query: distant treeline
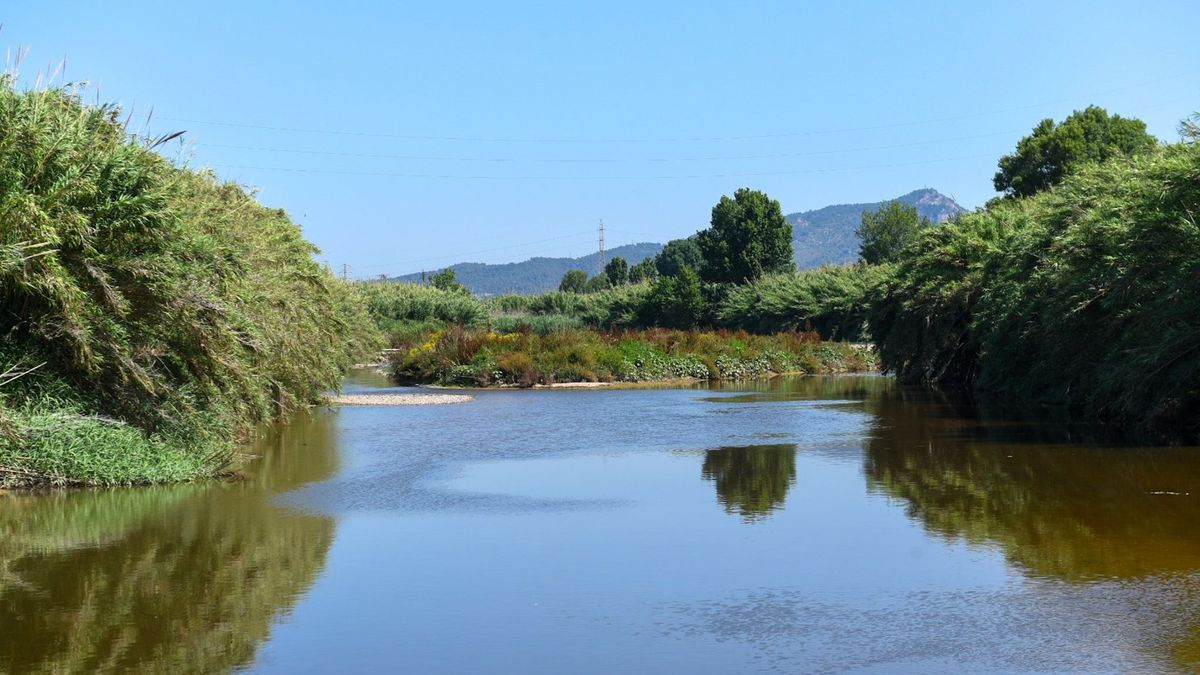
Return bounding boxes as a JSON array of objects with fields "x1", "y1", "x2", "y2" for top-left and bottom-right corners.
[{"x1": 0, "y1": 79, "x2": 377, "y2": 486}]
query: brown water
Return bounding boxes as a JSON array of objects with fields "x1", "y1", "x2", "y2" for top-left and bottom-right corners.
[{"x1": 3, "y1": 374, "x2": 1200, "y2": 673}]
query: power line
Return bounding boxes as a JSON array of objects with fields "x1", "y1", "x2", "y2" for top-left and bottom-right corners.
[
  {"x1": 348, "y1": 228, "x2": 597, "y2": 271},
  {"x1": 190, "y1": 129, "x2": 1022, "y2": 164},
  {"x1": 152, "y1": 73, "x2": 1185, "y2": 144},
  {"x1": 206, "y1": 152, "x2": 997, "y2": 181}
]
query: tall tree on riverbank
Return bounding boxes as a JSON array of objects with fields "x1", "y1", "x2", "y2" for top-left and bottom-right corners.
[
  {"x1": 655, "y1": 237, "x2": 704, "y2": 278},
  {"x1": 698, "y1": 189, "x2": 793, "y2": 284},
  {"x1": 629, "y1": 258, "x2": 657, "y2": 284},
  {"x1": 856, "y1": 201, "x2": 931, "y2": 264},
  {"x1": 994, "y1": 106, "x2": 1157, "y2": 198},
  {"x1": 641, "y1": 267, "x2": 704, "y2": 328},
  {"x1": 559, "y1": 269, "x2": 588, "y2": 293},
  {"x1": 604, "y1": 256, "x2": 629, "y2": 286}
]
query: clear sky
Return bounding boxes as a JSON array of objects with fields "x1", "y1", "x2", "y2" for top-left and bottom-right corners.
[{"x1": 5, "y1": 1, "x2": 1198, "y2": 276}]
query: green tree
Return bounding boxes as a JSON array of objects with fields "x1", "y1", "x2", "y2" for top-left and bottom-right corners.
[
  {"x1": 697, "y1": 188, "x2": 794, "y2": 284},
  {"x1": 628, "y1": 257, "x2": 658, "y2": 284},
  {"x1": 640, "y1": 267, "x2": 704, "y2": 328},
  {"x1": 584, "y1": 274, "x2": 611, "y2": 293},
  {"x1": 994, "y1": 106, "x2": 1157, "y2": 198},
  {"x1": 856, "y1": 201, "x2": 931, "y2": 265},
  {"x1": 558, "y1": 269, "x2": 588, "y2": 293},
  {"x1": 431, "y1": 268, "x2": 465, "y2": 293},
  {"x1": 655, "y1": 237, "x2": 704, "y2": 278},
  {"x1": 604, "y1": 256, "x2": 629, "y2": 286}
]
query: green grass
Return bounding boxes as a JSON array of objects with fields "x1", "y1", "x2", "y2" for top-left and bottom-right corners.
[{"x1": 0, "y1": 400, "x2": 221, "y2": 488}]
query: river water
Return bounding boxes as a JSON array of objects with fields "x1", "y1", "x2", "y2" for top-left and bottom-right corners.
[{"x1": 3, "y1": 373, "x2": 1200, "y2": 674}]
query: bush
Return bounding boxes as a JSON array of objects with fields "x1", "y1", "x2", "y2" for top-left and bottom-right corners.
[
  {"x1": 718, "y1": 265, "x2": 888, "y2": 340},
  {"x1": 355, "y1": 281, "x2": 486, "y2": 344}
]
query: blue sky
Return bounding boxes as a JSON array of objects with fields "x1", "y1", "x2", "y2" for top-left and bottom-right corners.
[{"x1": 5, "y1": 2, "x2": 1198, "y2": 276}]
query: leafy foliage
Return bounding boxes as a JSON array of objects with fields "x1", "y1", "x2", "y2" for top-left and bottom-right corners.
[
  {"x1": 0, "y1": 79, "x2": 375, "y2": 485},
  {"x1": 354, "y1": 281, "x2": 486, "y2": 337},
  {"x1": 584, "y1": 274, "x2": 611, "y2": 293},
  {"x1": 604, "y1": 256, "x2": 629, "y2": 286},
  {"x1": 993, "y1": 106, "x2": 1157, "y2": 198},
  {"x1": 558, "y1": 269, "x2": 588, "y2": 293},
  {"x1": 872, "y1": 140, "x2": 1200, "y2": 437},
  {"x1": 640, "y1": 267, "x2": 705, "y2": 329},
  {"x1": 655, "y1": 237, "x2": 704, "y2": 277},
  {"x1": 390, "y1": 326, "x2": 873, "y2": 386},
  {"x1": 698, "y1": 188, "x2": 794, "y2": 283},
  {"x1": 628, "y1": 257, "x2": 657, "y2": 283},
  {"x1": 856, "y1": 200, "x2": 930, "y2": 264},
  {"x1": 430, "y1": 268, "x2": 465, "y2": 292},
  {"x1": 718, "y1": 265, "x2": 888, "y2": 340}
]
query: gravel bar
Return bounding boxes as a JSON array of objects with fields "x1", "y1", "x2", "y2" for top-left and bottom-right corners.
[{"x1": 333, "y1": 393, "x2": 473, "y2": 406}]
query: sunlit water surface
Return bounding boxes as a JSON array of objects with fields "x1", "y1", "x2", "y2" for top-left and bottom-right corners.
[{"x1": 3, "y1": 373, "x2": 1200, "y2": 673}]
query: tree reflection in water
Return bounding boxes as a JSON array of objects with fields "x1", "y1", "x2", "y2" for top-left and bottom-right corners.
[
  {"x1": 702, "y1": 444, "x2": 798, "y2": 522},
  {"x1": 860, "y1": 386, "x2": 1200, "y2": 671},
  {"x1": 0, "y1": 411, "x2": 339, "y2": 675}
]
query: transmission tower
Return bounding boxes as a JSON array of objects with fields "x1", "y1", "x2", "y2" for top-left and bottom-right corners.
[{"x1": 597, "y1": 220, "x2": 606, "y2": 275}]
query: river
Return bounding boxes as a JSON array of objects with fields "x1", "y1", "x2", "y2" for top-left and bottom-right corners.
[{"x1": 2, "y1": 373, "x2": 1199, "y2": 673}]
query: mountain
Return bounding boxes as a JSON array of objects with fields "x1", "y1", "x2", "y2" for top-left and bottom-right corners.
[
  {"x1": 390, "y1": 242, "x2": 664, "y2": 296},
  {"x1": 389, "y1": 189, "x2": 964, "y2": 294},
  {"x1": 787, "y1": 188, "x2": 965, "y2": 269}
]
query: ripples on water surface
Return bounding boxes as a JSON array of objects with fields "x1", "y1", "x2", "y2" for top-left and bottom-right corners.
[{"x1": 3, "y1": 373, "x2": 1200, "y2": 673}]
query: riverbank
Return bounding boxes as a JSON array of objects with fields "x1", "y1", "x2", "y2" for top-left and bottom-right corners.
[
  {"x1": 334, "y1": 393, "x2": 474, "y2": 405},
  {"x1": 0, "y1": 80, "x2": 377, "y2": 490},
  {"x1": 389, "y1": 326, "x2": 876, "y2": 387}
]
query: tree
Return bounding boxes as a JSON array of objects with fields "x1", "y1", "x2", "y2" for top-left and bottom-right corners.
[
  {"x1": 697, "y1": 188, "x2": 793, "y2": 284},
  {"x1": 856, "y1": 201, "x2": 930, "y2": 265},
  {"x1": 628, "y1": 257, "x2": 657, "y2": 284},
  {"x1": 994, "y1": 106, "x2": 1157, "y2": 198},
  {"x1": 604, "y1": 256, "x2": 629, "y2": 286},
  {"x1": 431, "y1": 268, "x2": 465, "y2": 293},
  {"x1": 640, "y1": 266, "x2": 704, "y2": 328},
  {"x1": 558, "y1": 269, "x2": 588, "y2": 293},
  {"x1": 584, "y1": 274, "x2": 611, "y2": 293},
  {"x1": 654, "y1": 237, "x2": 704, "y2": 278}
]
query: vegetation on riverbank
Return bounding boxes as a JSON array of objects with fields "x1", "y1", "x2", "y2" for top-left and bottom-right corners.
[
  {"x1": 389, "y1": 326, "x2": 874, "y2": 386},
  {"x1": 869, "y1": 116, "x2": 1198, "y2": 438},
  {"x1": 0, "y1": 79, "x2": 377, "y2": 487},
  {"x1": 359, "y1": 262, "x2": 880, "y2": 345},
  {"x1": 355, "y1": 187, "x2": 880, "y2": 387}
]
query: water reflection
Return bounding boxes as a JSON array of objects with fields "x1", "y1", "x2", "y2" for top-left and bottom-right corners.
[
  {"x1": 0, "y1": 411, "x2": 338, "y2": 674},
  {"x1": 862, "y1": 389, "x2": 1200, "y2": 581},
  {"x1": 701, "y1": 444, "x2": 797, "y2": 521}
]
